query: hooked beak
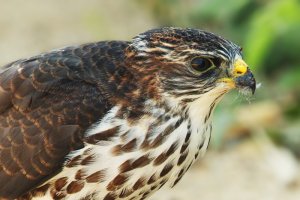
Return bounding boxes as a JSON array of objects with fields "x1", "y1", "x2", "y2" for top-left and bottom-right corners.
[{"x1": 218, "y1": 58, "x2": 256, "y2": 94}]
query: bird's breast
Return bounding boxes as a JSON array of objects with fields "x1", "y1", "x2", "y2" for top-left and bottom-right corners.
[{"x1": 31, "y1": 105, "x2": 212, "y2": 200}]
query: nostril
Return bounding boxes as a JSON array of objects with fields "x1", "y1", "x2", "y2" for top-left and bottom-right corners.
[
  {"x1": 234, "y1": 66, "x2": 247, "y2": 76},
  {"x1": 236, "y1": 70, "x2": 243, "y2": 75},
  {"x1": 233, "y1": 59, "x2": 248, "y2": 76}
]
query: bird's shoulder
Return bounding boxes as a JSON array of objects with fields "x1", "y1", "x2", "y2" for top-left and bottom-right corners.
[{"x1": 0, "y1": 40, "x2": 129, "y2": 111}]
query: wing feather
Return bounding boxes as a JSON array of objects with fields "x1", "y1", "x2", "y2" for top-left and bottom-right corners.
[{"x1": 0, "y1": 41, "x2": 128, "y2": 198}]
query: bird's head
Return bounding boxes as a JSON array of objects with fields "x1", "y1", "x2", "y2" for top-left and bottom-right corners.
[{"x1": 126, "y1": 27, "x2": 256, "y2": 108}]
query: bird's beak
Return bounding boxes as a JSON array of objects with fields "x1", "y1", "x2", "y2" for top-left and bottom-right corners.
[{"x1": 218, "y1": 59, "x2": 256, "y2": 94}]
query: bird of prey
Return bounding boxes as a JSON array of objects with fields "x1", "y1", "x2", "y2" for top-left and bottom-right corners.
[{"x1": 0, "y1": 27, "x2": 255, "y2": 200}]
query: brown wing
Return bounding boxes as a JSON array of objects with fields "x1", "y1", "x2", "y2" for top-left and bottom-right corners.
[{"x1": 0, "y1": 41, "x2": 129, "y2": 198}]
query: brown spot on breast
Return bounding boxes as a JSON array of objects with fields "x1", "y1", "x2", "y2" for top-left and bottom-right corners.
[
  {"x1": 107, "y1": 174, "x2": 129, "y2": 191},
  {"x1": 55, "y1": 177, "x2": 68, "y2": 191},
  {"x1": 103, "y1": 192, "x2": 116, "y2": 200},
  {"x1": 173, "y1": 176, "x2": 183, "y2": 187},
  {"x1": 184, "y1": 130, "x2": 191, "y2": 143},
  {"x1": 185, "y1": 161, "x2": 193, "y2": 172},
  {"x1": 150, "y1": 185, "x2": 158, "y2": 191},
  {"x1": 119, "y1": 159, "x2": 133, "y2": 173},
  {"x1": 178, "y1": 168, "x2": 185, "y2": 178},
  {"x1": 133, "y1": 177, "x2": 146, "y2": 190},
  {"x1": 163, "y1": 123, "x2": 178, "y2": 136},
  {"x1": 172, "y1": 168, "x2": 185, "y2": 187},
  {"x1": 153, "y1": 141, "x2": 179, "y2": 166},
  {"x1": 111, "y1": 144, "x2": 123, "y2": 156},
  {"x1": 65, "y1": 155, "x2": 81, "y2": 168},
  {"x1": 147, "y1": 173, "x2": 157, "y2": 185},
  {"x1": 160, "y1": 163, "x2": 174, "y2": 177},
  {"x1": 81, "y1": 154, "x2": 96, "y2": 165},
  {"x1": 140, "y1": 139, "x2": 150, "y2": 151},
  {"x1": 121, "y1": 138, "x2": 137, "y2": 152},
  {"x1": 86, "y1": 170, "x2": 106, "y2": 183},
  {"x1": 118, "y1": 154, "x2": 152, "y2": 173},
  {"x1": 119, "y1": 187, "x2": 134, "y2": 198},
  {"x1": 66, "y1": 181, "x2": 84, "y2": 194},
  {"x1": 79, "y1": 192, "x2": 97, "y2": 200},
  {"x1": 198, "y1": 140, "x2": 205, "y2": 151},
  {"x1": 141, "y1": 121, "x2": 181, "y2": 151},
  {"x1": 50, "y1": 188, "x2": 67, "y2": 199},
  {"x1": 149, "y1": 133, "x2": 165, "y2": 148},
  {"x1": 177, "y1": 150, "x2": 189, "y2": 166},
  {"x1": 159, "y1": 179, "x2": 168, "y2": 189},
  {"x1": 180, "y1": 142, "x2": 189, "y2": 154},
  {"x1": 166, "y1": 141, "x2": 179, "y2": 156},
  {"x1": 75, "y1": 169, "x2": 87, "y2": 180},
  {"x1": 131, "y1": 154, "x2": 152, "y2": 169},
  {"x1": 153, "y1": 152, "x2": 168, "y2": 166},
  {"x1": 142, "y1": 191, "x2": 151, "y2": 199},
  {"x1": 85, "y1": 127, "x2": 118, "y2": 144},
  {"x1": 111, "y1": 138, "x2": 138, "y2": 156}
]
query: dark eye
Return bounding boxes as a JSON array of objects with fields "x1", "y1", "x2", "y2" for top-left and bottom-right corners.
[{"x1": 190, "y1": 57, "x2": 213, "y2": 73}]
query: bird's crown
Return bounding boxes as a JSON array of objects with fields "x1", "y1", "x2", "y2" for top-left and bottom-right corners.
[{"x1": 130, "y1": 27, "x2": 242, "y2": 61}]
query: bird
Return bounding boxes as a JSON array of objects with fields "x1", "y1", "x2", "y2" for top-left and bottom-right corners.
[{"x1": 0, "y1": 27, "x2": 256, "y2": 200}]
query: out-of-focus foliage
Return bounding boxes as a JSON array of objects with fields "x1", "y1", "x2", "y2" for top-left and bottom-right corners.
[{"x1": 136, "y1": 0, "x2": 300, "y2": 155}]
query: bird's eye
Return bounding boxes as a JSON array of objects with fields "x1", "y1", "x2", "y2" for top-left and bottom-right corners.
[{"x1": 190, "y1": 57, "x2": 213, "y2": 73}]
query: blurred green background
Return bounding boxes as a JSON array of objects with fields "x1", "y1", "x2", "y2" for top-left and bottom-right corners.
[
  {"x1": 136, "y1": 0, "x2": 300, "y2": 154},
  {"x1": 0, "y1": 0, "x2": 300, "y2": 199}
]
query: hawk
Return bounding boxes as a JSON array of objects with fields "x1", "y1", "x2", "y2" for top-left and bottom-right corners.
[{"x1": 0, "y1": 27, "x2": 255, "y2": 200}]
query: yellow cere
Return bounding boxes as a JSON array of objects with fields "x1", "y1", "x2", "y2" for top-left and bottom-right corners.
[{"x1": 233, "y1": 59, "x2": 248, "y2": 77}]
